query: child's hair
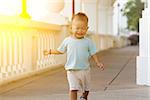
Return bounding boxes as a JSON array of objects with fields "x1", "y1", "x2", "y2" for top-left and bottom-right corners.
[{"x1": 72, "y1": 12, "x2": 88, "y2": 23}]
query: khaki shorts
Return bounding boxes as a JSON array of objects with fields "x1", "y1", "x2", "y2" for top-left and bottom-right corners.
[{"x1": 67, "y1": 69, "x2": 91, "y2": 91}]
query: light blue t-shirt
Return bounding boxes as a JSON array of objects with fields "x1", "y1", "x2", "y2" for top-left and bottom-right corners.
[{"x1": 57, "y1": 36, "x2": 97, "y2": 70}]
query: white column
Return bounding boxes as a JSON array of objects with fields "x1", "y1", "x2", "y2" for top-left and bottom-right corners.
[
  {"x1": 83, "y1": 0, "x2": 97, "y2": 33},
  {"x1": 148, "y1": 0, "x2": 150, "y2": 8},
  {"x1": 74, "y1": 0, "x2": 82, "y2": 12},
  {"x1": 136, "y1": 0, "x2": 150, "y2": 85},
  {"x1": 97, "y1": 0, "x2": 113, "y2": 35},
  {"x1": 113, "y1": 1, "x2": 119, "y2": 36},
  {"x1": 106, "y1": 7, "x2": 113, "y2": 34},
  {"x1": 98, "y1": 6, "x2": 108, "y2": 34}
]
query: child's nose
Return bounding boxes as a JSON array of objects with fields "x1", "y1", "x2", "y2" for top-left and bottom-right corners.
[{"x1": 78, "y1": 28, "x2": 84, "y2": 32}]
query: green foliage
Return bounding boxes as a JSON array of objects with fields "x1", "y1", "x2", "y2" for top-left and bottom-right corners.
[{"x1": 122, "y1": 0, "x2": 144, "y2": 32}]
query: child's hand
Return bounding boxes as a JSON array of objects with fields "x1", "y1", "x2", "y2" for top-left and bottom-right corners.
[
  {"x1": 97, "y1": 63, "x2": 104, "y2": 71},
  {"x1": 43, "y1": 50, "x2": 49, "y2": 56}
]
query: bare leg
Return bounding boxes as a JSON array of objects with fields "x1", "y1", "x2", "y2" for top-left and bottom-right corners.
[
  {"x1": 70, "y1": 90, "x2": 78, "y2": 100},
  {"x1": 80, "y1": 91, "x2": 89, "y2": 100}
]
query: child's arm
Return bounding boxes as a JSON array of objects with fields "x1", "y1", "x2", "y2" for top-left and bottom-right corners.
[
  {"x1": 43, "y1": 49, "x2": 63, "y2": 56},
  {"x1": 91, "y1": 54, "x2": 104, "y2": 71}
]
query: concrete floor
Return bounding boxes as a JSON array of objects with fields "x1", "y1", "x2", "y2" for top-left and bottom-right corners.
[{"x1": 0, "y1": 46, "x2": 150, "y2": 100}]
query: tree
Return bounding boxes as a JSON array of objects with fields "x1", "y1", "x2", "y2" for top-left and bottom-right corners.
[{"x1": 122, "y1": 0, "x2": 144, "y2": 32}]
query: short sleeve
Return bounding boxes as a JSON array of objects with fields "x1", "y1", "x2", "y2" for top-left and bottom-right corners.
[
  {"x1": 88, "y1": 40, "x2": 97, "y2": 56},
  {"x1": 57, "y1": 38, "x2": 68, "y2": 53}
]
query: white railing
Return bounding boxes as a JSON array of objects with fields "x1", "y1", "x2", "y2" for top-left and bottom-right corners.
[
  {"x1": 87, "y1": 33, "x2": 129, "y2": 51},
  {"x1": 0, "y1": 15, "x2": 129, "y2": 86},
  {"x1": 0, "y1": 15, "x2": 66, "y2": 85}
]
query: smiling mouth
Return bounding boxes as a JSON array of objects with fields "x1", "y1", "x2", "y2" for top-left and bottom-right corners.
[
  {"x1": 74, "y1": 34, "x2": 84, "y2": 39},
  {"x1": 77, "y1": 33, "x2": 84, "y2": 35}
]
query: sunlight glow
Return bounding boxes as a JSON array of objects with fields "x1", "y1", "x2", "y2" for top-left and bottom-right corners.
[
  {"x1": 28, "y1": 0, "x2": 65, "y2": 18},
  {"x1": 27, "y1": 0, "x2": 66, "y2": 25},
  {"x1": 0, "y1": 0, "x2": 67, "y2": 25},
  {"x1": 0, "y1": 0, "x2": 21, "y2": 16}
]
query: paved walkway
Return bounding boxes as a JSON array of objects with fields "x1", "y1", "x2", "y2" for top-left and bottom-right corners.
[{"x1": 0, "y1": 46, "x2": 150, "y2": 100}]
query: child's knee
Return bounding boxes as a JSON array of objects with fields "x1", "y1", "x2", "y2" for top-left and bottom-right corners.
[{"x1": 70, "y1": 90, "x2": 78, "y2": 92}]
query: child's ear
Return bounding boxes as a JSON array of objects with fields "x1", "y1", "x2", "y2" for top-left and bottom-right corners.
[
  {"x1": 69, "y1": 25, "x2": 72, "y2": 33},
  {"x1": 87, "y1": 26, "x2": 89, "y2": 29},
  {"x1": 69, "y1": 25, "x2": 72, "y2": 29},
  {"x1": 68, "y1": 22, "x2": 72, "y2": 29}
]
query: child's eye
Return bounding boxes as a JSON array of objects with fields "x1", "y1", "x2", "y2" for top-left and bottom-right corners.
[{"x1": 76, "y1": 27, "x2": 87, "y2": 30}]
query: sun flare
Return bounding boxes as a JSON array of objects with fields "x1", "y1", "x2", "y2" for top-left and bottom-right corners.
[{"x1": 0, "y1": 0, "x2": 21, "y2": 16}]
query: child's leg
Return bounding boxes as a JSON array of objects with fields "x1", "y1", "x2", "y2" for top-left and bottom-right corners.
[
  {"x1": 70, "y1": 90, "x2": 78, "y2": 100},
  {"x1": 80, "y1": 91, "x2": 89, "y2": 100},
  {"x1": 80, "y1": 69, "x2": 90, "y2": 100}
]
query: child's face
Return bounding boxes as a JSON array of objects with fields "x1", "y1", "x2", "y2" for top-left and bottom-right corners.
[{"x1": 71, "y1": 18, "x2": 88, "y2": 39}]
